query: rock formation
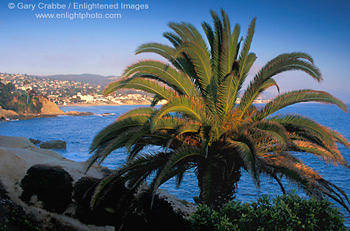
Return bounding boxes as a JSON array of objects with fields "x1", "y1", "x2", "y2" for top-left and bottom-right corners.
[
  {"x1": 29, "y1": 138, "x2": 41, "y2": 145},
  {"x1": 0, "y1": 136, "x2": 196, "y2": 231},
  {"x1": 40, "y1": 140, "x2": 67, "y2": 149},
  {"x1": 20, "y1": 164, "x2": 74, "y2": 213},
  {"x1": 0, "y1": 106, "x2": 18, "y2": 118},
  {"x1": 38, "y1": 96, "x2": 65, "y2": 115},
  {"x1": 0, "y1": 136, "x2": 113, "y2": 231}
]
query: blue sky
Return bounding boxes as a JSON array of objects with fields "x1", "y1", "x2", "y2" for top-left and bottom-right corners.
[{"x1": 0, "y1": 0, "x2": 349, "y2": 101}]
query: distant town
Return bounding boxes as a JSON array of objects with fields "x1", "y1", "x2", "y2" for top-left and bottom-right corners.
[
  {"x1": 0, "y1": 73, "x2": 270, "y2": 106},
  {"x1": 0, "y1": 73, "x2": 154, "y2": 106}
]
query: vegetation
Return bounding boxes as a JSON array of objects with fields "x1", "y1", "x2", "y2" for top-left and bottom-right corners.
[
  {"x1": 190, "y1": 192, "x2": 347, "y2": 231},
  {"x1": 88, "y1": 9, "x2": 350, "y2": 212},
  {"x1": 0, "y1": 80, "x2": 42, "y2": 114},
  {"x1": 0, "y1": 81, "x2": 14, "y2": 109}
]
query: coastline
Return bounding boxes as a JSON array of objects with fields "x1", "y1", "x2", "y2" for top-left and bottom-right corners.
[
  {"x1": 59, "y1": 102, "x2": 152, "y2": 107},
  {"x1": 0, "y1": 135, "x2": 195, "y2": 230},
  {"x1": 0, "y1": 111, "x2": 94, "y2": 121}
]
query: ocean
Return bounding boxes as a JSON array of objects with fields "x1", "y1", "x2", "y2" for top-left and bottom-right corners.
[{"x1": 1, "y1": 104, "x2": 349, "y2": 223}]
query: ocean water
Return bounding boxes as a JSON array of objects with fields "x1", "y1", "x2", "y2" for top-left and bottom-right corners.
[{"x1": 1, "y1": 104, "x2": 349, "y2": 223}]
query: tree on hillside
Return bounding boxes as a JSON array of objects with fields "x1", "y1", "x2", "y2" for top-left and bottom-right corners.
[
  {"x1": 0, "y1": 81, "x2": 15, "y2": 109},
  {"x1": 23, "y1": 79, "x2": 30, "y2": 104},
  {"x1": 88, "y1": 10, "x2": 350, "y2": 211}
]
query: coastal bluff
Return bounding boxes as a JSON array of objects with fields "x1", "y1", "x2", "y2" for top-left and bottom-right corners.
[
  {"x1": 1, "y1": 97, "x2": 94, "y2": 121},
  {"x1": 0, "y1": 106, "x2": 18, "y2": 118},
  {"x1": 38, "y1": 96, "x2": 65, "y2": 115},
  {"x1": 0, "y1": 136, "x2": 195, "y2": 230},
  {"x1": 0, "y1": 135, "x2": 112, "y2": 231},
  {"x1": 0, "y1": 96, "x2": 64, "y2": 119}
]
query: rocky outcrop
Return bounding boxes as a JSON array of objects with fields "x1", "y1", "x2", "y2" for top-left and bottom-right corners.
[
  {"x1": 66, "y1": 111, "x2": 94, "y2": 116},
  {"x1": 157, "y1": 189, "x2": 197, "y2": 217},
  {"x1": 117, "y1": 191, "x2": 192, "y2": 231},
  {"x1": 0, "y1": 106, "x2": 18, "y2": 118},
  {"x1": 0, "y1": 136, "x2": 196, "y2": 231},
  {"x1": 1, "y1": 101, "x2": 96, "y2": 120},
  {"x1": 0, "y1": 177, "x2": 93, "y2": 231},
  {"x1": 29, "y1": 138, "x2": 41, "y2": 145},
  {"x1": 0, "y1": 136, "x2": 113, "y2": 231},
  {"x1": 40, "y1": 140, "x2": 67, "y2": 149},
  {"x1": 72, "y1": 176, "x2": 195, "y2": 230},
  {"x1": 38, "y1": 96, "x2": 64, "y2": 115},
  {"x1": 20, "y1": 165, "x2": 74, "y2": 213},
  {"x1": 73, "y1": 176, "x2": 129, "y2": 226},
  {"x1": 0, "y1": 180, "x2": 42, "y2": 231}
]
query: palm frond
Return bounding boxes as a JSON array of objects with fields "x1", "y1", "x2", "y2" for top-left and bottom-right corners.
[
  {"x1": 268, "y1": 114, "x2": 336, "y2": 149},
  {"x1": 292, "y1": 140, "x2": 347, "y2": 166},
  {"x1": 238, "y1": 18, "x2": 256, "y2": 78},
  {"x1": 230, "y1": 17, "x2": 256, "y2": 108},
  {"x1": 169, "y1": 22, "x2": 208, "y2": 51},
  {"x1": 256, "y1": 90, "x2": 347, "y2": 120},
  {"x1": 209, "y1": 10, "x2": 223, "y2": 84},
  {"x1": 163, "y1": 31, "x2": 182, "y2": 47},
  {"x1": 117, "y1": 107, "x2": 156, "y2": 121},
  {"x1": 260, "y1": 154, "x2": 350, "y2": 213},
  {"x1": 122, "y1": 60, "x2": 196, "y2": 96},
  {"x1": 90, "y1": 152, "x2": 169, "y2": 208},
  {"x1": 202, "y1": 21, "x2": 214, "y2": 53},
  {"x1": 228, "y1": 133, "x2": 259, "y2": 187},
  {"x1": 241, "y1": 52, "x2": 257, "y2": 78},
  {"x1": 329, "y1": 129, "x2": 350, "y2": 149},
  {"x1": 151, "y1": 96, "x2": 207, "y2": 131},
  {"x1": 239, "y1": 52, "x2": 323, "y2": 116},
  {"x1": 136, "y1": 43, "x2": 176, "y2": 62},
  {"x1": 150, "y1": 147, "x2": 203, "y2": 195},
  {"x1": 174, "y1": 41, "x2": 212, "y2": 94},
  {"x1": 90, "y1": 115, "x2": 149, "y2": 153},
  {"x1": 103, "y1": 77, "x2": 177, "y2": 100},
  {"x1": 152, "y1": 116, "x2": 186, "y2": 131},
  {"x1": 230, "y1": 24, "x2": 241, "y2": 63},
  {"x1": 220, "y1": 9, "x2": 232, "y2": 79},
  {"x1": 254, "y1": 120, "x2": 291, "y2": 149},
  {"x1": 216, "y1": 72, "x2": 238, "y2": 116}
]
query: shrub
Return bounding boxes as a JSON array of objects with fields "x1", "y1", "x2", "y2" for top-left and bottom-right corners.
[{"x1": 190, "y1": 192, "x2": 347, "y2": 231}]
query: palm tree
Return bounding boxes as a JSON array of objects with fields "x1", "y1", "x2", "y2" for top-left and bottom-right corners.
[
  {"x1": 88, "y1": 10, "x2": 350, "y2": 211},
  {"x1": 23, "y1": 79, "x2": 30, "y2": 105}
]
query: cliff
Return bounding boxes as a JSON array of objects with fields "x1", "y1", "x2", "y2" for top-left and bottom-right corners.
[
  {"x1": 38, "y1": 96, "x2": 64, "y2": 114},
  {"x1": 0, "y1": 106, "x2": 18, "y2": 118}
]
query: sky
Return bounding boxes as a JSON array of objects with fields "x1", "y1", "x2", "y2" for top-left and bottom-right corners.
[{"x1": 0, "y1": 0, "x2": 349, "y2": 102}]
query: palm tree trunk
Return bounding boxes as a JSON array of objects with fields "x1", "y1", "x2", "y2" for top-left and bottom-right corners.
[{"x1": 197, "y1": 160, "x2": 242, "y2": 210}]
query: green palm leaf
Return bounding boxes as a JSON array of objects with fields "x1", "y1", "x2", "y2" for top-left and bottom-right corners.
[
  {"x1": 103, "y1": 77, "x2": 177, "y2": 100},
  {"x1": 151, "y1": 147, "x2": 203, "y2": 195},
  {"x1": 174, "y1": 41, "x2": 212, "y2": 94},
  {"x1": 238, "y1": 18, "x2": 256, "y2": 78},
  {"x1": 239, "y1": 53, "x2": 324, "y2": 117},
  {"x1": 122, "y1": 60, "x2": 196, "y2": 96},
  {"x1": 151, "y1": 96, "x2": 207, "y2": 131},
  {"x1": 228, "y1": 138, "x2": 259, "y2": 187},
  {"x1": 257, "y1": 90, "x2": 347, "y2": 120}
]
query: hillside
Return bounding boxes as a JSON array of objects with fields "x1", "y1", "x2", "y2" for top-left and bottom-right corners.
[
  {"x1": 38, "y1": 96, "x2": 64, "y2": 114},
  {"x1": 0, "y1": 107, "x2": 18, "y2": 118},
  {"x1": 32, "y1": 74, "x2": 118, "y2": 86}
]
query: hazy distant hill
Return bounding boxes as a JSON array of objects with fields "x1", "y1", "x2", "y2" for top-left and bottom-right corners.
[{"x1": 32, "y1": 74, "x2": 119, "y2": 86}]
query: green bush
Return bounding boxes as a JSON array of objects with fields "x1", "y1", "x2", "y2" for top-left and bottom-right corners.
[{"x1": 190, "y1": 192, "x2": 347, "y2": 231}]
